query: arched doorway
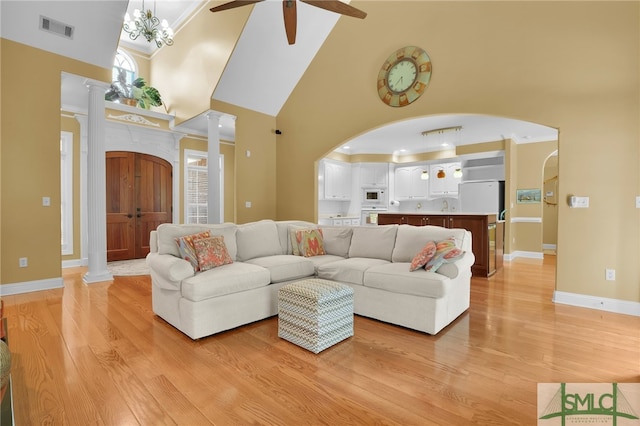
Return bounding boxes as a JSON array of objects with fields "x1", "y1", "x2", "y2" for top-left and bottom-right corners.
[{"x1": 106, "y1": 152, "x2": 172, "y2": 261}]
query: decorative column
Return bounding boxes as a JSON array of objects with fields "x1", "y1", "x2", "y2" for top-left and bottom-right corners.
[
  {"x1": 207, "y1": 112, "x2": 222, "y2": 224},
  {"x1": 83, "y1": 81, "x2": 113, "y2": 283}
]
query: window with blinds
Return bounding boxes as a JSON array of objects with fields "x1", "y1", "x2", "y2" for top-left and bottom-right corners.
[
  {"x1": 184, "y1": 150, "x2": 224, "y2": 224},
  {"x1": 185, "y1": 152, "x2": 208, "y2": 224}
]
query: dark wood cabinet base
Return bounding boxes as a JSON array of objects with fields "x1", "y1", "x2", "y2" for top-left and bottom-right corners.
[{"x1": 377, "y1": 213, "x2": 503, "y2": 277}]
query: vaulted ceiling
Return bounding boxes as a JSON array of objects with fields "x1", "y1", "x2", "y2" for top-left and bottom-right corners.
[{"x1": 0, "y1": 0, "x2": 557, "y2": 152}]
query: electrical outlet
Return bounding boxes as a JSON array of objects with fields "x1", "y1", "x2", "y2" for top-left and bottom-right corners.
[
  {"x1": 19, "y1": 257, "x2": 28, "y2": 268},
  {"x1": 42, "y1": 196, "x2": 51, "y2": 206},
  {"x1": 636, "y1": 196, "x2": 640, "y2": 208},
  {"x1": 605, "y1": 268, "x2": 615, "y2": 281},
  {"x1": 245, "y1": 201, "x2": 252, "y2": 208}
]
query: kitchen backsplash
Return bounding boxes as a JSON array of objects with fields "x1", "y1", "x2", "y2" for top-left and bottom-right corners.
[{"x1": 389, "y1": 197, "x2": 461, "y2": 213}]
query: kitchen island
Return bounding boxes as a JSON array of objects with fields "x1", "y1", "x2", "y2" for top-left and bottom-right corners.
[{"x1": 377, "y1": 213, "x2": 503, "y2": 277}]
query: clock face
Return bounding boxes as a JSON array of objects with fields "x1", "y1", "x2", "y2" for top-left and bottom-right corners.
[
  {"x1": 377, "y1": 46, "x2": 432, "y2": 107},
  {"x1": 387, "y1": 59, "x2": 417, "y2": 93}
]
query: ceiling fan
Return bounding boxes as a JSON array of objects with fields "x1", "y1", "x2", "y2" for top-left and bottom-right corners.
[{"x1": 210, "y1": 0, "x2": 367, "y2": 45}]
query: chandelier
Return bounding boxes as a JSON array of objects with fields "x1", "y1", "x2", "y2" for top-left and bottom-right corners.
[{"x1": 123, "y1": 0, "x2": 174, "y2": 48}]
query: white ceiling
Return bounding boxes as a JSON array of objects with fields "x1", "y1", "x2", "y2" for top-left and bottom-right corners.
[
  {"x1": 1, "y1": 0, "x2": 128, "y2": 69},
  {"x1": 1, "y1": 0, "x2": 558, "y2": 153}
]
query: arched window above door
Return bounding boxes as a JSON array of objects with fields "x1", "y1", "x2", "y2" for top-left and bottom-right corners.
[{"x1": 112, "y1": 49, "x2": 137, "y2": 86}]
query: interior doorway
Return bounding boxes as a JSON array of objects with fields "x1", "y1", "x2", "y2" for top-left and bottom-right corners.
[{"x1": 106, "y1": 151, "x2": 172, "y2": 261}]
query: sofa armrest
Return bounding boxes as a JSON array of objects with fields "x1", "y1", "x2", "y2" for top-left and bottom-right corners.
[
  {"x1": 146, "y1": 253, "x2": 194, "y2": 289},
  {"x1": 436, "y1": 251, "x2": 475, "y2": 279}
]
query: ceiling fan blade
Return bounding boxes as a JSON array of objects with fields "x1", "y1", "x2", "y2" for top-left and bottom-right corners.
[
  {"x1": 210, "y1": 0, "x2": 264, "y2": 13},
  {"x1": 283, "y1": 0, "x2": 297, "y2": 45},
  {"x1": 300, "y1": 0, "x2": 367, "y2": 19}
]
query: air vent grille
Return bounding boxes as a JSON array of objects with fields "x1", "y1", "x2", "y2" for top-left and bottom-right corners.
[{"x1": 40, "y1": 15, "x2": 74, "y2": 39}]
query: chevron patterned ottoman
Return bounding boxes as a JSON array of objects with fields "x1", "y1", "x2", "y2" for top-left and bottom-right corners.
[{"x1": 278, "y1": 279, "x2": 354, "y2": 354}]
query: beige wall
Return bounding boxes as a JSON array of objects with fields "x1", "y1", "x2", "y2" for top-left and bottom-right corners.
[
  {"x1": 276, "y1": 2, "x2": 639, "y2": 301},
  {"x1": 0, "y1": 39, "x2": 109, "y2": 285},
  {"x1": 209, "y1": 99, "x2": 277, "y2": 224}
]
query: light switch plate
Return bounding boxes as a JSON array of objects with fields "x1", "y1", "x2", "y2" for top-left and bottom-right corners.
[
  {"x1": 636, "y1": 196, "x2": 640, "y2": 208},
  {"x1": 42, "y1": 196, "x2": 51, "y2": 206}
]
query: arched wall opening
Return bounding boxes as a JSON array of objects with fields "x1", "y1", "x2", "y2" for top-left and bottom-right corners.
[{"x1": 315, "y1": 113, "x2": 558, "y2": 276}]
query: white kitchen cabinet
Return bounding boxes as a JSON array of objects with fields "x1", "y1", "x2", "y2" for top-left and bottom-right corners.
[
  {"x1": 395, "y1": 166, "x2": 429, "y2": 200},
  {"x1": 323, "y1": 159, "x2": 351, "y2": 200},
  {"x1": 319, "y1": 217, "x2": 360, "y2": 226},
  {"x1": 360, "y1": 163, "x2": 388, "y2": 187},
  {"x1": 429, "y1": 162, "x2": 462, "y2": 197}
]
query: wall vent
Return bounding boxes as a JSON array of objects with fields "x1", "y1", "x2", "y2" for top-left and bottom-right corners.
[{"x1": 39, "y1": 15, "x2": 74, "y2": 39}]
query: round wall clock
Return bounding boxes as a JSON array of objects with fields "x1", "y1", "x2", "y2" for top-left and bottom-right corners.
[{"x1": 377, "y1": 46, "x2": 432, "y2": 107}]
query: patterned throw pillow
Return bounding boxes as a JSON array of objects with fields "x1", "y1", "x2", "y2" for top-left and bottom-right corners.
[
  {"x1": 425, "y1": 238, "x2": 465, "y2": 272},
  {"x1": 193, "y1": 235, "x2": 233, "y2": 271},
  {"x1": 295, "y1": 228, "x2": 326, "y2": 257},
  {"x1": 176, "y1": 231, "x2": 211, "y2": 271},
  {"x1": 289, "y1": 225, "x2": 316, "y2": 256},
  {"x1": 409, "y1": 241, "x2": 437, "y2": 272}
]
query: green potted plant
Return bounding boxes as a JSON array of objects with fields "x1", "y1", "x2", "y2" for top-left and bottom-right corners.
[{"x1": 105, "y1": 68, "x2": 163, "y2": 110}]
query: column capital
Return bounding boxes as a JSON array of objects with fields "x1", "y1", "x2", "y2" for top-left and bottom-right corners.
[
  {"x1": 84, "y1": 78, "x2": 111, "y2": 91},
  {"x1": 206, "y1": 111, "x2": 222, "y2": 121}
]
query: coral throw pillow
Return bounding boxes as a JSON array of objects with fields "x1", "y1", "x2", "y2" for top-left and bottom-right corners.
[
  {"x1": 295, "y1": 228, "x2": 326, "y2": 257},
  {"x1": 409, "y1": 241, "x2": 437, "y2": 272},
  {"x1": 425, "y1": 238, "x2": 465, "y2": 272},
  {"x1": 176, "y1": 231, "x2": 211, "y2": 271},
  {"x1": 193, "y1": 235, "x2": 233, "y2": 271}
]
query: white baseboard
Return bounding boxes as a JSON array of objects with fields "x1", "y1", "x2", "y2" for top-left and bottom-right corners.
[
  {"x1": 543, "y1": 244, "x2": 557, "y2": 250},
  {"x1": 553, "y1": 291, "x2": 640, "y2": 317},
  {"x1": 62, "y1": 258, "x2": 87, "y2": 268},
  {"x1": 0, "y1": 277, "x2": 64, "y2": 296},
  {"x1": 504, "y1": 251, "x2": 544, "y2": 261}
]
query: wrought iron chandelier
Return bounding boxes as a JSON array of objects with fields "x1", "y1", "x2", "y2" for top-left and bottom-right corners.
[{"x1": 123, "y1": 0, "x2": 174, "y2": 48}]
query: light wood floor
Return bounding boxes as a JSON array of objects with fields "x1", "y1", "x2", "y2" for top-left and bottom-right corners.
[{"x1": 2, "y1": 256, "x2": 639, "y2": 425}]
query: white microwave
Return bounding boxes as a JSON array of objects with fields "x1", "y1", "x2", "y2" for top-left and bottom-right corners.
[{"x1": 363, "y1": 188, "x2": 386, "y2": 205}]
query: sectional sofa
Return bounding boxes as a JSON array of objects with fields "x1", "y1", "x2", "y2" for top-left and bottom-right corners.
[{"x1": 146, "y1": 219, "x2": 474, "y2": 340}]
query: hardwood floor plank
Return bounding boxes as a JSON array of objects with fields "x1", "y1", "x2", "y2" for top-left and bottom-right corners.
[{"x1": 1, "y1": 256, "x2": 638, "y2": 425}]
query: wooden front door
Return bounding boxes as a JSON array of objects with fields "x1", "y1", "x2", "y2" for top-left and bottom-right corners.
[{"x1": 106, "y1": 152, "x2": 172, "y2": 261}]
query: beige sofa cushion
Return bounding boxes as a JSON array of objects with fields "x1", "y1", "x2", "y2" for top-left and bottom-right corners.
[
  {"x1": 391, "y1": 225, "x2": 468, "y2": 263},
  {"x1": 181, "y1": 262, "x2": 270, "y2": 302},
  {"x1": 317, "y1": 257, "x2": 389, "y2": 285},
  {"x1": 156, "y1": 223, "x2": 238, "y2": 260},
  {"x1": 304, "y1": 254, "x2": 348, "y2": 274},
  {"x1": 348, "y1": 225, "x2": 398, "y2": 261},
  {"x1": 245, "y1": 255, "x2": 315, "y2": 283},
  {"x1": 364, "y1": 262, "x2": 449, "y2": 298},
  {"x1": 319, "y1": 227, "x2": 353, "y2": 258},
  {"x1": 236, "y1": 220, "x2": 283, "y2": 261}
]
